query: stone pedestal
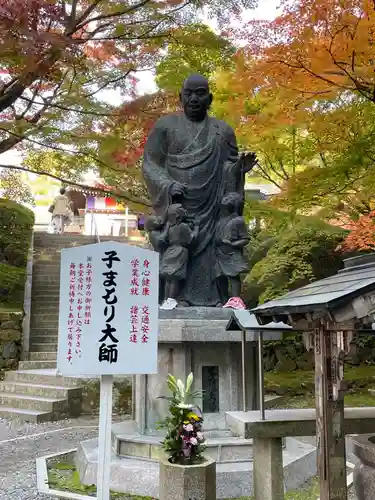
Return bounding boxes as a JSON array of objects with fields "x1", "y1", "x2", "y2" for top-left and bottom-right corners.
[
  {"x1": 135, "y1": 311, "x2": 262, "y2": 433},
  {"x1": 159, "y1": 457, "x2": 216, "y2": 500},
  {"x1": 253, "y1": 437, "x2": 284, "y2": 500},
  {"x1": 75, "y1": 308, "x2": 315, "y2": 498}
]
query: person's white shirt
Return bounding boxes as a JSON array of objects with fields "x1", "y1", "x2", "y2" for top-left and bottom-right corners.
[{"x1": 53, "y1": 194, "x2": 70, "y2": 216}]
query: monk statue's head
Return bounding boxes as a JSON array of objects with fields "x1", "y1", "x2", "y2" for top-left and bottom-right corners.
[{"x1": 180, "y1": 73, "x2": 213, "y2": 122}]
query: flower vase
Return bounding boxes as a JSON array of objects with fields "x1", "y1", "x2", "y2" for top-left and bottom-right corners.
[{"x1": 159, "y1": 457, "x2": 216, "y2": 500}]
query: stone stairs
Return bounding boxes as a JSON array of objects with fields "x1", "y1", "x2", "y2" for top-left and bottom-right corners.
[
  {"x1": 0, "y1": 369, "x2": 82, "y2": 422},
  {"x1": 0, "y1": 233, "x2": 142, "y2": 422}
]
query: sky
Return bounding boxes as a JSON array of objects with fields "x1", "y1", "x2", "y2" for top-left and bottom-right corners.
[{"x1": 0, "y1": 0, "x2": 280, "y2": 167}]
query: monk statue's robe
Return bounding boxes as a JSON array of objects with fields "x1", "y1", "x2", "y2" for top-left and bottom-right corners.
[{"x1": 142, "y1": 113, "x2": 244, "y2": 307}]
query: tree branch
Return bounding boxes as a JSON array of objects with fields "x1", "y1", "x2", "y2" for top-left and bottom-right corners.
[
  {"x1": 74, "y1": 0, "x2": 152, "y2": 31},
  {"x1": 0, "y1": 164, "x2": 151, "y2": 207}
]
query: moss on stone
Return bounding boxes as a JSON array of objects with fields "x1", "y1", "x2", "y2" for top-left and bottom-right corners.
[
  {"x1": 80, "y1": 377, "x2": 132, "y2": 416},
  {"x1": 265, "y1": 365, "x2": 375, "y2": 396},
  {"x1": 48, "y1": 461, "x2": 154, "y2": 499}
]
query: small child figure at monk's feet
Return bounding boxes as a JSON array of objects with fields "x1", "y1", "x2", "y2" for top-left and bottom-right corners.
[{"x1": 160, "y1": 204, "x2": 198, "y2": 308}]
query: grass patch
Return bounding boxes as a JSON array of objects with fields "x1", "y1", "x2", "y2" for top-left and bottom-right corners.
[
  {"x1": 48, "y1": 461, "x2": 154, "y2": 499},
  {"x1": 271, "y1": 389, "x2": 375, "y2": 410},
  {"x1": 49, "y1": 460, "x2": 320, "y2": 500},
  {"x1": 224, "y1": 477, "x2": 319, "y2": 500},
  {"x1": 265, "y1": 365, "x2": 375, "y2": 397}
]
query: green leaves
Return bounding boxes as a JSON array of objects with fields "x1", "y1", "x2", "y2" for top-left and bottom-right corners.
[
  {"x1": 243, "y1": 211, "x2": 348, "y2": 306},
  {"x1": 155, "y1": 24, "x2": 235, "y2": 92}
]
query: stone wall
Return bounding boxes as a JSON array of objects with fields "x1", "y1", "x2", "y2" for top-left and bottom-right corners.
[
  {"x1": 80, "y1": 377, "x2": 132, "y2": 416},
  {"x1": 0, "y1": 312, "x2": 23, "y2": 379}
]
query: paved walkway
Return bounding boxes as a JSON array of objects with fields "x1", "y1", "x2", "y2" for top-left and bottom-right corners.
[{"x1": 0, "y1": 416, "x2": 100, "y2": 500}]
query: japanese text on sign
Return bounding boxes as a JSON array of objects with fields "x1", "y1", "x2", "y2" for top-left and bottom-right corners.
[
  {"x1": 129, "y1": 259, "x2": 152, "y2": 344},
  {"x1": 99, "y1": 250, "x2": 121, "y2": 364}
]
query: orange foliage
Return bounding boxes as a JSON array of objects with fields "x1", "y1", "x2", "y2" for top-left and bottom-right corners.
[
  {"x1": 101, "y1": 91, "x2": 179, "y2": 168},
  {"x1": 342, "y1": 211, "x2": 375, "y2": 251},
  {"x1": 236, "y1": 0, "x2": 375, "y2": 111}
]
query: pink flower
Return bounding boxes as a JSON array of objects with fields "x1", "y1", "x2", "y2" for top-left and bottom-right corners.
[
  {"x1": 184, "y1": 423, "x2": 194, "y2": 432},
  {"x1": 189, "y1": 437, "x2": 198, "y2": 446},
  {"x1": 196, "y1": 431, "x2": 204, "y2": 442}
]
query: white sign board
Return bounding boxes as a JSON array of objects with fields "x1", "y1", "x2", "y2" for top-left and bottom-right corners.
[{"x1": 57, "y1": 241, "x2": 159, "y2": 376}]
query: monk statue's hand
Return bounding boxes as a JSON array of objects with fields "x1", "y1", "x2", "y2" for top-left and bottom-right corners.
[
  {"x1": 239, "y1": 152, "x2": 258, "y2": 173},
  {"x1": 170, "y1": 182, "x2": 187, "y2": 197}
]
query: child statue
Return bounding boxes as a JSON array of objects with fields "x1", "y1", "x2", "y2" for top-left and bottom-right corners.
[
  {"x1": 145, "y1": 215, "x2": 168, "y2": 304},
  {"x1": 159, "y1": 203, "x2": 199, "y2": 309},
  {"x1": 144, "y1": 215, "x2": 167, "y2": 253},
  {"x1": 215, "y1": 192, "x2": 250, "y2": 304}
]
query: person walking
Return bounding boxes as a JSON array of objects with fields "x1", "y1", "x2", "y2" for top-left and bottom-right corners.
[{"x1": 49, "y1": 188, "x2": 72, "y2": 234}]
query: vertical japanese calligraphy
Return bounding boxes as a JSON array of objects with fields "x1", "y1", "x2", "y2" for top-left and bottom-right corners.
[
  {"x1": 67, "y1": 263, "x2": 76, "y2": 363},
  {"x1": 85, "y1": 257, "x2": 92, "y2": 326},
  {"x1": 141, "y1": 305, "x2": 150, "y2": 343},
  {"x1": 99, "y1": 250, "x2": 121, "y2": 364},
  {"x1": 142, "y1": 259, "x2": 151, "y2": 296},
  {"x1": 130, "y1": 305, "x2": 138, "y2": 343},
  {"x1": 74, "y1": 262, "x2": 84, "y2": 357},
  {"x1": 129, "y1": 259, "x2": 152, "y2": 344},
  {"x1": 130, "y1": 258, "x2": 140, "y2": 296}
]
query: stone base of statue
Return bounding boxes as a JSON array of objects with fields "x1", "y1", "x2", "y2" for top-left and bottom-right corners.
[{"x1": 75, "y1": 308, "x2": 316, "y2": 498}]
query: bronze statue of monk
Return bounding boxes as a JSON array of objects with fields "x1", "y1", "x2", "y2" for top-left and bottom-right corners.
[{"x1": 142, "y1": 74, "x2": 256, "y2": 307}]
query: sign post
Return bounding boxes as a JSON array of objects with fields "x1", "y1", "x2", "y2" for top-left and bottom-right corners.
[
  {"x1": 97, "y1": 375, "x2": 113, "y2": 500},
  {"x1": 56, "y1": 241, "x2": 159, "y2": 500}
]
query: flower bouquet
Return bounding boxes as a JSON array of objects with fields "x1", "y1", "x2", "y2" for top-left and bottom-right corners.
[{"x1": 157, "y1": 372, "x2": 206, "y2": 465}]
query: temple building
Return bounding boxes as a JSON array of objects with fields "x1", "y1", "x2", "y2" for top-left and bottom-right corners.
[{"x1": 64, "y1": 180, "x2": 143, "y2": 239}]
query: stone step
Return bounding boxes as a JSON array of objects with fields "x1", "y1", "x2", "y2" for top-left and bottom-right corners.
[
  {"x1": 0, "y1": 382, "x2": 81, "y2": 399},
  {"x1": 30, "y1": 321, "x2": 59, "y2": 327},
  {"x1": 32, "y1": 270, "x2": 61, "y2": 275},
  {"x1": 30, "y1": 343, "x2": 58, "y2": 352},
  {"x1": 18, "y1": 360, "x2": 57, "y2": 370},
  {"x1": 30, "y1": 336, "x2": 58, "y2": 344},
  {"x1": 30, "y1": 322, "x2": 59, "y2": 329},
  {"x1": 29, "y1": 352, "x2": 57, "y2": 361},
  {"x1": 0, "y1": 392, "x2": 67, "y2": 412},
  {"x1": 0, "y1": 406, "x2": 53, "y2": 423},
  {"x1": 29, "y1": 333, "x2": 59, "y2": 342},
  {"x1": 29, "y1": 313, "x2": 59, "y2": 321},
  {"x1": 5, "y1": 370, "x2": 80, "y2": 387},
  {"x1": 117, "y1": 434, "x2": 254, "y2": 462},
  {"x1": 33, "y1": 265, "x2": 60, "y2": 271},
  {"x1": 31, "y1": 285, "x2": 61, "y2": 291},
  {"x1": 31, "y1": 293, "x2": 60, "y2": 299},
  {"x1": 30, "y1": 311, "x2": 59, "y2": 317}
]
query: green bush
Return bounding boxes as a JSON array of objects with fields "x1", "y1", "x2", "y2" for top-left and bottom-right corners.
[
  {"x1": 244, "y1": 215, "x2": 349, "y2": 306},
  {"x1": 0, "y1": 264, "x2": 26, "y2": 306},
  {"x1": 0, "y1": 199, "x2": 34, "y2": 308}
]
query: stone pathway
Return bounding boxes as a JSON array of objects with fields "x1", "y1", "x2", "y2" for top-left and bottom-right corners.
[{"x1": 0, "y1": 415, "x2": 100, "y2": 500}]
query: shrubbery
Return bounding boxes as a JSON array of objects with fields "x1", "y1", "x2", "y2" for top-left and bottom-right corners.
[
  {"x1": 0, "y1": 199, "x2": 34, "y2": 308},
  {"x1": 243, "y1": 202, "x2": 351, "y2": 306}
]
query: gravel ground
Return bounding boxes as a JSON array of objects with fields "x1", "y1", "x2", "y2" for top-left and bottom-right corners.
[
  {"x1": 0, "y1": 415, "x2": 100, "y2": 500},
  {"x1": 0, "y1": 417, "x2": 360, "y2": 500}
]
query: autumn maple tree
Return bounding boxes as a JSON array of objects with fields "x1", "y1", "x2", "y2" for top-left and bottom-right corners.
[
  {"x1": 208, "y1": 0, "x2": 375, "y2": 250},
  {"x1": 237, "y1": 0, "x2": 375, "y2": 108},
  {"x1": 0, "y1": 0, "x2": 257, "y2": 207}
]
